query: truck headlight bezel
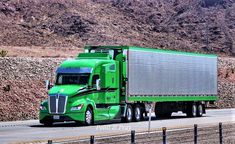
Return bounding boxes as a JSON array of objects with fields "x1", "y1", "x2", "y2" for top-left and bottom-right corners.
[
  {"x1": 40, "y1": 105, "x2": 46, "y2": 111},
  {"x1": 71, "y1": 104, "x2": 84, "y2": 111}
]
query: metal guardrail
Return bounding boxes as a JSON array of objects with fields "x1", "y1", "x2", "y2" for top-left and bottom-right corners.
[{"x1": 48, "y1": 122, "x2": 227, "y2": 144}]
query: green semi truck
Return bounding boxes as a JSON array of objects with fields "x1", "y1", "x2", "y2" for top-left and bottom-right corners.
[{"x1": 39, "y1": 46, "x2": 218, "y2": 126}]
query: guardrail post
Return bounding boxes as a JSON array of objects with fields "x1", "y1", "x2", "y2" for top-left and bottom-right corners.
[
  {"x1": 162, "y1": 127, "x2": 167, "y2": 144},
  {"x1": 48, "y1": 140, "x2": 52, "y2": 144},
  {"x1": 131, "y1": 130, "x2": 135, "y2": 144},
  {"x1": 194, "y1": 124, "x2": 198, "y2": 144},
  {"x1": 90, "y1": 135, "x2": 95, "y2": 144},
  {"x1": 219, "y1": 123, "x2": 223, "y2": 144}
]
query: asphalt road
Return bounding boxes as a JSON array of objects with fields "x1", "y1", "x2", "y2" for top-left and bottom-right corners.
[{"x1": 0, "y1": 109, "x2": 234, "y2": 144}]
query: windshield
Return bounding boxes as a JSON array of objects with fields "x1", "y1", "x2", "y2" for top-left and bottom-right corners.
[{"x1": 56, "y1": 73, "x2": 90, "y2": 85}]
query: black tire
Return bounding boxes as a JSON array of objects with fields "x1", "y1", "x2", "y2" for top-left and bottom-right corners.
[
  {"x1": 186, "y1": 103, "x2": 197, "y2": 117},
  {"x1": 84, "y1": 107, "x2": 94, "y2": 126},
  {"x1": 133, "y1": 105, "x2": 143, "y2": 122},
  {"x1": 124, "y1": 105, "x2": 133, "y2": 123},
  {"x1": 197, "y1": 104, "x2": 203, "y2": 117}
]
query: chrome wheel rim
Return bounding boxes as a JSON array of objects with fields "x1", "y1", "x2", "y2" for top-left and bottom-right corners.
[
  {"x1": 135, "y1": 107, "x2": 140, "y2": 120},
  {"x1": 86, "y1": 110, "x2": 92, "y2": 124},
  {"x1": 198, "y1": 105, "x2": 203, "y2": 116},
  {"x1": 127, "y1": 107, "x2": 132, "y2": 121},
  {"x1": 192, "y1": 105, "x2": 197, "y2": 117}
]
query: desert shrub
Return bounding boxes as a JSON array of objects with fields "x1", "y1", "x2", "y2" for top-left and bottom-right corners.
[{"x1": 0, "y1": 50, "x2": 8, "y2": 57}]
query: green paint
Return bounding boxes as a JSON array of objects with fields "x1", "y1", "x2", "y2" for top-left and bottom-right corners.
[
  {"x1": 49, "y1": 85, "x2": 85, "y2": 96},
  {"x1": 84, "y1": 45, "x2": 217, "y2": 58},
  {"x1": 77, "y1": 53, "x2": 111, "y2": 59},
  {"x1": 60, "y1": 59, "x2": 113, "y2": 68},
  {"x1": 129, "y1": 46, "x2": 217, "y2": 58},
  {"x1": 128, "y1": 96, "x2": 218, "y2": 102}
]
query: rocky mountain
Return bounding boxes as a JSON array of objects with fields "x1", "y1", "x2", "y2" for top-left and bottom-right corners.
[
  {"x1": 0, "y1": 0, "x2": 235, "y2": 121},
  {"x1": 0, "y1": 0, "x2": 234, "y2": 56}
]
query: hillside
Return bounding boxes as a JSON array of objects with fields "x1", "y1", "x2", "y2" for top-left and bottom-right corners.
[
  {"x1": 0, "y1": 0, "x2": 235, "y2": 121},
  {"x1": 0, "y1": 0, "x2": 234, "y2": 57},
  {"x1": 0, "y1": 57, "x2": 234, "y2": 121}
]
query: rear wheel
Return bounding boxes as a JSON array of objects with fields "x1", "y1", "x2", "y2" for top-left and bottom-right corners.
[
  {"x1": 84, "y1": 107, "x2": 93, "y2": 126},
  {"x1": 187, "y1": 103, "x2": 197, "y2": 117},
  {"x1": 133, "y1": 105, "x2": 142, "y2": 122},
  {"x1": 123, "y1": 105, "x2": 133, "y2": 122},
  {"x1": 197, "y1": 104, "x2": 203, "y2": 117}
]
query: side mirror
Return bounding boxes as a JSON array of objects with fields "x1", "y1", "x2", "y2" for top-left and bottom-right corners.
[
  {"x1": 96, "y1": 79, "x2": 101, "y2": 91},
  {"x1": 45, "y1": 80, "x2": 51, "y2": 90}
]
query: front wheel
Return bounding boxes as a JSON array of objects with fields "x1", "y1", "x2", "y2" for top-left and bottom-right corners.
[{"x1": 84, "y1": 107, "x2": 93, "y2": 126}]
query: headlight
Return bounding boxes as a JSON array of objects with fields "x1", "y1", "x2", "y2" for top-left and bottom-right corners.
[
  {"x1": 71, "y1": 104, "x2": 83, "y2": 111},
  {"x1": 40, "y1": 105, "x2": 46, "y2": 111}
]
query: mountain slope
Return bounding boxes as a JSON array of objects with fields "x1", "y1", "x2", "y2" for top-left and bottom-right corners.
[{"x1": 0, "y1": 0, "x2": 234, "y2": 56}]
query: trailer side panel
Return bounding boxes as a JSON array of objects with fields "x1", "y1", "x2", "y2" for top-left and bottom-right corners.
[{"x1": 127, "y1": 49, "x2": 217, "y2": 96}]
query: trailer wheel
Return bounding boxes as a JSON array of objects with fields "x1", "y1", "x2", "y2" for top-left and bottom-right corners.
[
  {"x1": 133, "y1": 105, "x2": 142, "y2": 122},
  {"x1": 197, "y1": 104, "x2": 203, "y2": 117},
  {"x1": 84, "y1": 107, "x2": 93, "y2": 125},
  {"x1": 124, "y1": 105, "x2": 133, "y2": 122},
  {"x1": 187, "y1": 103, "x2": 197, "y2": 117}
]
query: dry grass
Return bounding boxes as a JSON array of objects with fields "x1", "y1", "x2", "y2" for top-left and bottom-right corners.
[{"x1": 0, "y1": 46, "x2": 81, "y2": 58}]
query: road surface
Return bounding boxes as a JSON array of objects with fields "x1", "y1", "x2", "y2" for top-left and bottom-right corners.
[{"x1": 0, "y1": 108, "x2": 234, "y2": 144}]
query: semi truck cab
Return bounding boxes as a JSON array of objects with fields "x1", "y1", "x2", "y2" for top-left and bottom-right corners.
[{"x1": 40, "y1": 46, "x2": 127, "y2": 126}]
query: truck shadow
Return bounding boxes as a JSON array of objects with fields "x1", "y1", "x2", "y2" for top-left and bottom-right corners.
[{"x1": 30, "y1": 115, "x2": 204, "y2": 128}]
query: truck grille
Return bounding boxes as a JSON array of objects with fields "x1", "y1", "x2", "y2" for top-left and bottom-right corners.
[{"x1": 48, "y1": 94, "x2": 67, "y2": 114}]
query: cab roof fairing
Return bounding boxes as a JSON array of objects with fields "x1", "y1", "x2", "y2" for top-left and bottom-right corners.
[{"x1": 58, "y1": 59, "x2": 115, "y2": 74}]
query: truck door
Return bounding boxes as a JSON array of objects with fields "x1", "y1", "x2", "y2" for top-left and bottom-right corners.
[
  {"x1": 93, "y1": 62, "x2": 120, "y2": 121},
  {"x1": 101, "y1": 62, "x2": 120, "y2": 104},
  {"x1": 92, "y1": 74, "x2": 110, "y2": 120}
]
